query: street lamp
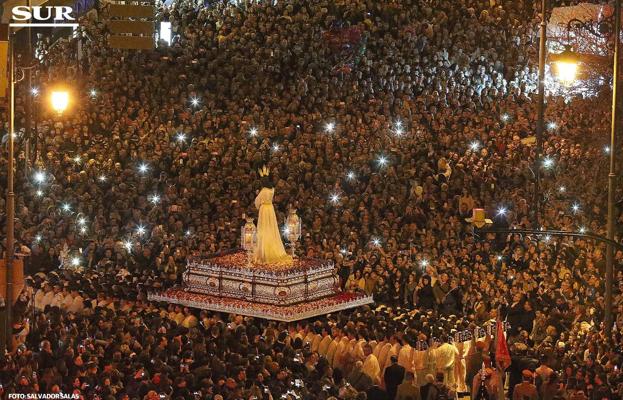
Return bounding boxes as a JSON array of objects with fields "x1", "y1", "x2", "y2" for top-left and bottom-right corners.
[
  {"x1": 50, "y1": 90, "x2": 70, "y2": 114},
  {"x1": 553, "y1": 46, "x2": 579, "y2": 85}
]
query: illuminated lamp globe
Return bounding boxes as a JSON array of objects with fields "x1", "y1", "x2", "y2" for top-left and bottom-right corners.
[
  {"x1": 51, "y1": 90, "x2": 70, "y2": 114},
  {"x1": 554, "y1": 47, "x2": 578, "y2": 86}
]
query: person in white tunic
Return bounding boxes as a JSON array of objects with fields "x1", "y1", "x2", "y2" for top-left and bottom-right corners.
[{"x1": 434, "y1": 336, "x2": 459, "y2": 388}]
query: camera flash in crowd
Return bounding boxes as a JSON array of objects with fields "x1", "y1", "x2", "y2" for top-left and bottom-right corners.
[
  {"x1": 571, "y1": 203, "x2": 581, "y2": 214},
  {"x1": 324, "y1": 122, "x2": 335, "y2": 134},
  {"x1": 34, "y1": 171, "x2": 46, "y2": 184},
  {"x1": 249, "y1": 127, "x2": 259, "y2": 137}
]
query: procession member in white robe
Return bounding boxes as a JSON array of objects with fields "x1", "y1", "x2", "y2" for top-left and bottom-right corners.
[
  {"x1": 413, "y1": 345, "x2": 428, "y2": 386},
  {"x1": 362, "y1": 344, "x2": 381, "y2": 385},
  {"x1": 435, "y1": 337, "x2": 459, "y2": 387},
  {"x1": 304, "y1": 330, "x2": 315, "y2": 347},
  {"x1": 66, "y1": 289, "x2": 84, "y2": 315},
  {"x1": 381, "y1": 338, "x2": 401, "y2": 373},
  {"x1": 373, "y1": 338, "x2": 386, "y2": 360},
  {"x1": 34, "y1": 284, "x2": 49, "y2": 311},
  {"x1": 311, "y1": 333, "x2": 322, "y2": 353},
  {"x1": 455, "y1": 338, "x2": 470, "y2": 393},
  {"x1": 318, "y1": 329, "x2": 333, "y2": 357},
  {"x1": 326, "y1": 336, "x2": 340, "y2": 367},
  {"x1": 398, "y1": 342, "x2": 415, "y2": 374},
  {"x1": 377, "y1": 341, "x2": 392, "y2": 373},
  {"x1": 333, "y1": 337, "x2": 351, "y2": 371}
]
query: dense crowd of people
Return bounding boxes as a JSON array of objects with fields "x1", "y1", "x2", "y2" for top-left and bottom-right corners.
[{"x1": 1, "y1": 0, "x2": 623, "y2": 399}]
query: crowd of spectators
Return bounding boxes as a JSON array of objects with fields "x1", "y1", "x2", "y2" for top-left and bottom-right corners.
[{"x1": 1, "y1": 0, "x2": 623, "y2": 399}]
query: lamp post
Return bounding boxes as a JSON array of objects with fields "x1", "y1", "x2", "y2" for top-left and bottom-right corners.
[
  {"x1": 605, "y1": 0, "x2": 620, "y2": 336},
  {"x1": 550, "y1": 1, "x2": 620, "y2": 336},
  {"x1": 3, "y1": 28, "x2": 16, "y2": 355},
  {"x1": 534, "y1": 0, "x2": 547, "y2": 229},
  {"x1": 3, "y1": 31, "x2": 71, "y2": 350}
]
